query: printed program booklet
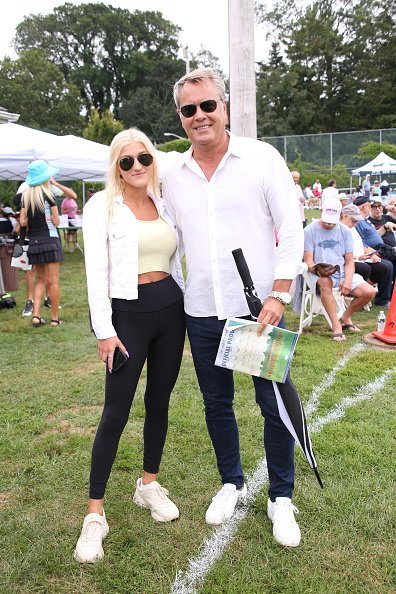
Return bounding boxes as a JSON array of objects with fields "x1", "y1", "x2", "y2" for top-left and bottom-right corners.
[{"x1": 215, "y1": 318, "x2": 299, "y2": 383}]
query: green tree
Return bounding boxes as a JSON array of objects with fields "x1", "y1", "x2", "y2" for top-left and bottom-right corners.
[
  {"x1": 0, "y1": 49, "x2": 83, "y2": 134},
  {"x1": 255, "y1": 0, "x2": 396, "y2": 135},
  {"x1": 83, "y1": 109, "x2": 124, "y2": 145},
  {"x1": 14, "y1": 3, "x2": 181, "y2": 119},
  {"x1": 356, "y1": 141, "x2": 396, "y2": 162}
]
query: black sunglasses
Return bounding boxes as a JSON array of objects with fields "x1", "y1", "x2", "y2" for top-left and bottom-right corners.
[
  {"x1": 179, "y1": 99, "x2": 220, "y2": 118},
  {"x1": 118, "y1": 153, "x2": 153, "y2": 171}
]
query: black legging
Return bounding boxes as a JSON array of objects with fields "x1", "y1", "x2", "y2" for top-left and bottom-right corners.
[{"x1": 89, "y1": 276, "x2": 186, "y2": 499}]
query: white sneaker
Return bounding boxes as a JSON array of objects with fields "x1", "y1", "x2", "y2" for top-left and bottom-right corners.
[
  {"x1": 205, "y1": 483, "x2": 247, "y2": 525},
  {"x1": 73, "y1": 511, "x2": 109, "y2": 563},
  {"x1": 267, "y1": 497, "x2": 301, "y2": 547},
  {"x1": 133, "y1": 479, "x2": 179, "y2": 522}
]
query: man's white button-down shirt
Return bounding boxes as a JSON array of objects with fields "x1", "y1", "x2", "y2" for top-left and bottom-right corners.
[{"x1": 162, "y1": 133, "x2": 304, "y2": 320}]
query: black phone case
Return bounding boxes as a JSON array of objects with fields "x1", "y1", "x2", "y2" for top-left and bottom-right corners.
[{"x1": 112, "y1": 347, "x2": 128, "y2": 372}]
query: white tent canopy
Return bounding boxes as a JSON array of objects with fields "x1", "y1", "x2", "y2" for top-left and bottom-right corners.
[
  {"x1": 0, "y1": 123, "x2": 181, "y2": 183},
  {"x1": 0, "y1": 123, "x2": 109, "y2": 181},
  {"x1": 351, "y1": 151, "x2": 396, "y2": 176}
]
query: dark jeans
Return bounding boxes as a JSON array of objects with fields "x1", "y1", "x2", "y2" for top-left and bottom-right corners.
[{"x1": 186, "y1": 314, "x2": 295, "y2": 500}]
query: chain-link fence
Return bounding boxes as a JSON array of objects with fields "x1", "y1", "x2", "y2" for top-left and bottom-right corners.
[{"x1": 262, "y1": 128, "x2": 396, "y2": 171}]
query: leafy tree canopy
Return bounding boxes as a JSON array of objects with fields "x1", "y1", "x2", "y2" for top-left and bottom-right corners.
[
  {"x1": 83, "y1": 108, "x2": 124, "y2": 145},
  {"x1": 0, "y1": 49, "x2": 83, "y2": 134}
]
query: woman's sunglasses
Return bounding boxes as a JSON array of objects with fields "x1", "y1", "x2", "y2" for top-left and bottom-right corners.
[
  {"x1": 179, "y1": 99, "x2": 220, "y2": 118},
  {"x1": 118, "y1": 153, "x2": 153, "y2": 171}
]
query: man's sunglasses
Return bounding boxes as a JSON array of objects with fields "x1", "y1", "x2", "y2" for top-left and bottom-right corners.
[
  {"x1": 179, "y1": 99, "x2": 220, "y2": 118},
  {"x1": 118, "y1": 153, "x2": 153, "y2": 171}
]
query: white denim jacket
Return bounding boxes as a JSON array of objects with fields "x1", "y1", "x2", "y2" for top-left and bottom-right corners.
[{"x1": 83, "y1": 190, "x2": 185, "y2": 339}]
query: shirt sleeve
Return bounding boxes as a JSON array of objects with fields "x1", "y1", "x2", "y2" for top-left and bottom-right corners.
[{"x1": 82, "y1": 195, "x2": 116, "y2": 339}]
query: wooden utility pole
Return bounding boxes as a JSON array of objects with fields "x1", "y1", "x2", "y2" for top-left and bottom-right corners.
[{"x1": 228, "y1": 0, "x2": 257, "y2": 139}]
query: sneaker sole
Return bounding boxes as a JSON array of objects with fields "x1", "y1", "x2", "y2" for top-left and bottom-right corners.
[{"x1": 133, "y1": 492, "x2": 179, "y2": 522}]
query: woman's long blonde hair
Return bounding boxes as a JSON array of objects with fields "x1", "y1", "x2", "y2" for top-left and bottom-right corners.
[
  {"x1": 105, "y1": 128, "x2": 160, "y2": 225},
  {"x1": 22, "y1": 182, "x2": 54, "y2": 215}
]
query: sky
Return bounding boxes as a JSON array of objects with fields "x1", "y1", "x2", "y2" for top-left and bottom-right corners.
[{"x1": 0, "y1": 0, "x2": 268, "y2": 74}]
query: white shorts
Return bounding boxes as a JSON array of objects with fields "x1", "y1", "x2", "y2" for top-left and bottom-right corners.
[{"x1": 307, "y1": 272, "x2": 365, "y2": 294}]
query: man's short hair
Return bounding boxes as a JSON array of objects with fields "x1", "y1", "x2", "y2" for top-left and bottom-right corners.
[{"x1": 173, "y1": 68, "x2": 226, "y2": 108}]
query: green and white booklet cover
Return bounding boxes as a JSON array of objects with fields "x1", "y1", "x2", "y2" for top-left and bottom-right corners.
[{"x1": 215, "y1": 318, "x2": 299, "y2": 383}]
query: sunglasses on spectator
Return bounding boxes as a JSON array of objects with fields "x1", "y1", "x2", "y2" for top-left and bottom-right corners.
[
  {"x1": 371, "y1": 204, "x2": 383, "y2": 209},
  {"x1": 179, "y1": 99, "x2": 220, "y2": 118},
  {"x1": 118, "y1": 154, "x2": 153, "y2": 171}
]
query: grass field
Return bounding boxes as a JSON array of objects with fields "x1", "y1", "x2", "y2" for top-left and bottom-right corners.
[{"x1": 1, "y1": 223, "x2": 395, "y2": 594}]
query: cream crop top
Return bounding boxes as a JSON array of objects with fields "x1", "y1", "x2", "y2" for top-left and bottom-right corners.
[{"x1": 137, "y1": 217, "x2": 177, "y2": 274}]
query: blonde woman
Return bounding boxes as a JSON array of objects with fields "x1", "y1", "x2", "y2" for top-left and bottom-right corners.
[
  {"x1": 19, "y1": 160, "x2": 63, "y2": 327},
  {"x1": 74, "y1": 128, "x2": 185, "y2": 563}
]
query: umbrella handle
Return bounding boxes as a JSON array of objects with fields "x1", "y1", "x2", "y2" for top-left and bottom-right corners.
[{"x1": 232, "y1": 248, "x2": 254, "y2": 287}]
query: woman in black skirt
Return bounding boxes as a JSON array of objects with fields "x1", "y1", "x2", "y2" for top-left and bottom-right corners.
[{"x1": 19, "y1": 160, "x2": 63, "y2": 327}]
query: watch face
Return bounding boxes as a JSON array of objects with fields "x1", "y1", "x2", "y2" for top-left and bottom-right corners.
[{"x1": 280, "y1": 292, "x2": 292, "y2": 304}]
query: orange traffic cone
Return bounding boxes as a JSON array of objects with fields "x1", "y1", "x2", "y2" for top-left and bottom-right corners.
[{"x1": 372, "y1": 283, "x2": 396, "y2": 344}]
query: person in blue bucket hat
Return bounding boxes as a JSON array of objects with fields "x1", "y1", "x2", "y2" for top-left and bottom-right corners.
[{"x1": 19, "y1": 160, "x2": 64, "y2": 327}]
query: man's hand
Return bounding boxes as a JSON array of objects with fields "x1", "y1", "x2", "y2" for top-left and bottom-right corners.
[
  {"x1": 339, "y1": 279, "x2": 352, "y2": 296},
  {"x1": 256, "y1": 298, "x2": 284, "y2": 335}
]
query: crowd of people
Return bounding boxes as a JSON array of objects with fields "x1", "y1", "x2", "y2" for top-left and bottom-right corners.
[
  {"x1": 0, "y1": 66, "x2": 395, "y2": 565},
  {"x1": 299, "y1": 175, "x2": 396, "y2": 340}
]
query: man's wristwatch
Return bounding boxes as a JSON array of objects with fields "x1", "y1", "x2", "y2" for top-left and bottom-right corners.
[{"x1": 268, "y1": 291, "x2": 292, "y2": 306}]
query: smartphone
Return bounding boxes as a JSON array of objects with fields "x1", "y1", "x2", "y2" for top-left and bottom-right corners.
[{"x1": 112, "y1": 347, "x2": 129, "y2": 372}]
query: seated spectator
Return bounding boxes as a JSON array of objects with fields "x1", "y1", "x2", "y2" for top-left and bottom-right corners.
[
  {"x1": 354, "y1": 196, "x2": 396, "y2": 271},
  {"x1": 305, "y1": 184, "x2": 320, "y2": 209},
  {"x1": 368, "y1": 197, "x2": 396, "y2": 248},
  {"x1": 340, "y1": 204, "x2": 393, "y2": 307},
  {"x1": 0, "y1": 206, "x2": 17, "y2": 234},
  {"x1": 338, "y1": 192, "x2": 349, "y2": 208},
  {"x1": 313, "y1": 178, "x2": 322, "y2": 198},
  {"x1": 352, "y1": 186, "x2": 362, "y2": 201},
  {"x1": 304, "y1": 197, "x2": 376, "y2": 340}
]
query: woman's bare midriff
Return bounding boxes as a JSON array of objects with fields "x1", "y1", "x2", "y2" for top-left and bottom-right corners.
[{"x1": 138, "y1": 271, "x2": 170, "y2": 284}]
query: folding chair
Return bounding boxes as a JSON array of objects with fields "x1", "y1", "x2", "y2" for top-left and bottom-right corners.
[{"x1": 298, "y1": 267, "x2": 347, "y2": 333}]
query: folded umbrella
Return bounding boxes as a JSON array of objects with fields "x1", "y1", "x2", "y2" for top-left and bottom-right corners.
[{"x1": 232, "y1": 248, "x2": 323, "y2": 488}]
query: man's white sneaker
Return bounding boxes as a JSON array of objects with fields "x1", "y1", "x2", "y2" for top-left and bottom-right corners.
[
  {"x1": 73, "y1": 511, "x2": 109, "y2": 563},
  {"x1": 205, "y1": 483, "x2": 247, "y2": 525},
  {"x1": 133, "y1": 479, "x2": 179, "y2": 522},
  {"x1": 267, "y1": 497, "x2": 301, "y2": 547}
]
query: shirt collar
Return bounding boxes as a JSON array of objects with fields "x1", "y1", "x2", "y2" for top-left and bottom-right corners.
[{"x1": 181, "y1": 130, "x2": 242, "y2": 166}]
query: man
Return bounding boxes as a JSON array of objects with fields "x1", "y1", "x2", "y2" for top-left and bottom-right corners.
[
  {"x1": 362, "y1": 174, "x2": 371, "y2": 198},
  {"x1": 368, "y1": 197, "x2": 396, "y2": 248},
  {"x1": 162, "y1": 68, "x2": 304, "y2": 547},
  {"x1": 340, "y1": 204, "x2": 393, "y2": 307},
  {"x1": 321, "y1": 179, "x2": 338, "y2": 205},
  {"x1": 354, "y1": 196, "x2": 396, "y2": 277},
  {"x1": 291, "y1": 170, "x2": 306, "y2": 227},
  {"x1": 304, "y1": 197, "x2": 375, "y2": 339}
]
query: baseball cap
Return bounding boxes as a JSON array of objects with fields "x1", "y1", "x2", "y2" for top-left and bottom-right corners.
[
  {"x1": 1, "y1": 206, "x2": 15, "y2": 215},
  {"x1": 321, "y1": 197, "x2": 342, "y2": 223},
  {"x1": 354, "y1": 195, "x2": 371, "y2": 206},
  {"x1": 338, "y1": 192, "x2": 348, "y2": 200},
  {"x1": 341, "y1": 204, "x2": 363, "y2": 220},
  {"x1": 370, "y1": 196, "x2": 383, "y2": 205}
]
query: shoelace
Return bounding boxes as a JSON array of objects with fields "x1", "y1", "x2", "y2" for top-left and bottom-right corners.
[
  {"x1": 80, "y1": 520, "x2": 103, "y2": 543},
  {"x1": 275, "y1": 501, "x2": 299, "y2": 519},
  {"x1": 211, "y1": 485, "x2": 236, "y2": 505},
  {"x1": 148, "y1": 485, "x2": 170, "y2": 504}
]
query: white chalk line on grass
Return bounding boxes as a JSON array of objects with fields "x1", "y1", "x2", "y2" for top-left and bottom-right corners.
[
  {"x1": 305, "y1": 342, "x2": 366, "y2": 417},
  {"x1": 170, "y1": 359, "x2": 395, "y2": 594}
]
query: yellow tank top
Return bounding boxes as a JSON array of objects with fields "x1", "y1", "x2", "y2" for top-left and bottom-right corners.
[{"x1": 137, "y1": 217, "x2": 177, "y2": 274}]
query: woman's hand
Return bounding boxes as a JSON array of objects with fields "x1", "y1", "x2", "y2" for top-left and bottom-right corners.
[{"x1": 97, "y1": 336, "x2": 129, "y2": 373}]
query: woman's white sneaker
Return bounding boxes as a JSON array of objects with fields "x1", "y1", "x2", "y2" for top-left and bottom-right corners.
[
  {"x1": 133, "y1": 479, "x2": 179, "y2": 522},
  {"x1": 267, "y1": 497, "x2": 301, "y2": 547},
  {"x1": 73, "y1": 511, "x2": 109, "y2": 563},
  {"x1": 205, "y1": 483, "x2": 247, "y2": 525}
]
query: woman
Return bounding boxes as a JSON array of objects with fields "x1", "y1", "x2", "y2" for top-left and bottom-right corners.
[
  {"x1": 74, "y1": 128, "x2": 185, "y2": 564},
  {"x1": 19, "y1": 160, "x2": 63, "y2": 327}
]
